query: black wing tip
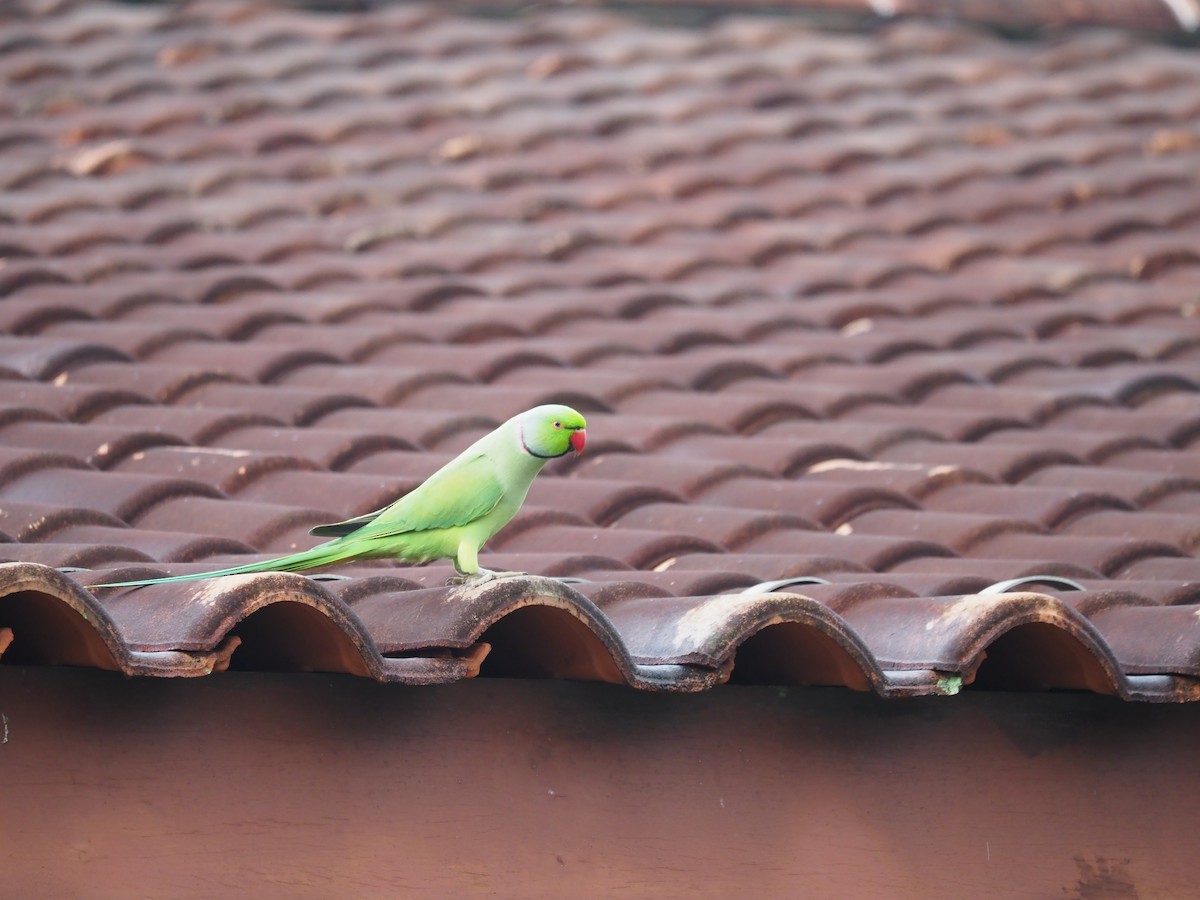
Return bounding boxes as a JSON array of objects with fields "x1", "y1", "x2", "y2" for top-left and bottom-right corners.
[{"x1": 310, "y1": 524, "x2": 351, "y2": 538}]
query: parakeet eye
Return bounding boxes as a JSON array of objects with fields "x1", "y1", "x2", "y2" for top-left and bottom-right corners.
[{"x1": 552, "y1": 420, "x2": 562, "y2": 429}]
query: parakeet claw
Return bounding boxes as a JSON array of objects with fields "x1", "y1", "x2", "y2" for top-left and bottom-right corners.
[
  {"x1": 447, "y1": 568, "x2": 493, "y2": 586},
  {"x1": 447, "y1": 568, "x2": 529, "y2": 586}
]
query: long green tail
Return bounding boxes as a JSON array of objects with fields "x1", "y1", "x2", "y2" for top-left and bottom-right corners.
[{"x1": 89, "y1": 538, "x2": 360, "y2": 589}]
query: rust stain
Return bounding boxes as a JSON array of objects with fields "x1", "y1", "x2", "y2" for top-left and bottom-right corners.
[{"x1": 1068, "y1": 856, "x2": 1138, "y2": 900}]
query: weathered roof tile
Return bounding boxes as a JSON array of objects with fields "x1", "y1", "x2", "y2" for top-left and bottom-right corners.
[{"x1": 1, "y1": 0, "x2": 1198, "y2": 701}]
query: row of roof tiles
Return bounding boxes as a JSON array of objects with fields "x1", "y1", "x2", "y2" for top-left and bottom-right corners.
[
  {"x1": 4, "y1": 561, "x2": 1198, "y2": 702},
  {"x1": 0, "y1": 0, "x2": 1198, "y2": 700}
]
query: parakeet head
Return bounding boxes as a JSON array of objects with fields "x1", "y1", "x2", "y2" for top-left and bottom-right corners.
[{"x1": 517, "y1": 404, "x2": 587, "y2": 458}]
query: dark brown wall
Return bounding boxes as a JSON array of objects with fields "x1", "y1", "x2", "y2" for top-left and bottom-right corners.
[{"x1": 1, "y1": 668, "x2": 1197, "y2": 898}]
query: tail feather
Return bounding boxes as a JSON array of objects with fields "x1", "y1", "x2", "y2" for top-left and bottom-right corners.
[{"x1": 89, "y1": 539, "x2": 355, "y2": 589}]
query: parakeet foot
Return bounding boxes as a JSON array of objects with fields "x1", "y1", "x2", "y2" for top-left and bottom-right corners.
[{"x1": 447, "y1": 568, "x2": 529, "y2": 586}]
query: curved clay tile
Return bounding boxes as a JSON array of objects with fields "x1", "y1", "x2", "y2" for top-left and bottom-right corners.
[
  {"x1": 312, "y1": 409, "x2": 488, "y2": 455},
  {"x1": 1042, "y1": 402, "x2": 1200, "y2": 447},
  {"x1": 1081, "y1": 603, "x2": 1200, "y2": 699},
  {"x1": 358, "y1": 342, "x2": 562, "y2": 385},
  {"x1": 132, "y1": 497, "x2": 332, "y2": 551},
  {"x1": 0, "y1": 468, "x2": 225, "y2": 524},
  {"x1": 830, "y1": 590, "x2": 1131, "y2": 696},
  {"x1": 50, "y1": 526, "x2": 257, "y2": 565},
  {"x1": 578, "y1": 568, "x2": 763, "y2": 598},
  {"x1": 398, "y1": 381, "x2": 617, "y2": 418},
  {"x1": 64, "y1": 361, "x2": 247, "y2": 405},
  {"x1": 0, "y1": 334, "x2": 129, "y2": 380},
  {"x1": 985, "y1": 430, "x2": 1160, "y2": 465},
  {"x1": 735, "y1": 528, "x2": 958, "y2": 571},
  {"x1": 278, "y1": 362, "x2": 471, "y2": 406},
  {"x1": 845, "y1": 508, "x2": 1045, "y2": 554},
  {"x1": 0, "y1": 295, "x2": 96, "y2": 335},
  {"x1": 572, "y1": 452, "x2": 767, "y2": 498},
  {"x1": 1061, "y1": 509, "x2": 1200, "y2": 553},
  {"x1": 525, "y1": 477, "x2": 682, "y2": 527},
  {"x1": 2, "y1": 541, "x2": 155, "y2": 570},
  {"x1": 805, "y1": 457, "x2": 996, "y2": 500},
  {"x1": 719, "y1": 376, "x2": 901, "y2": 419},
  {"x1": 611, "y1": 502, "x2": 818, "y2": 550},
  {"x1": 1074, "y1": 579, "x2": 1200, "y2": 608},
  {"x1": 697, "y1": 476, "x2": 920, "y2": 528},
  {"x1": 655, "y1": 432, "x2": 867, "y2": 476},
  {"x1": 494, "y1": 523, "x2": 723, "y2": 571},
  {"x1": 597, "y1": 590, "x2": 884, "y2": 692},
  {"x1": 887, "y1": 555, "x2": 1106, "y2": 585},
  {"x1": 921, "y1": 482, "x2": 1134, "y2": 529},
  {"x1": 89, "y1": 568, "x2": 412, "y2": 680},
  {"x1": 968, "y1": 531, "x2": 1188, "y2": 577},
  {"x1": 0, "y1": 561, "x2": 234, "y2": 676},
  {"x1": 343, "y1": 575, "x2": 679, "y2": 688},
  {"x1": 638, "y1": 562, "x2": 849, "y2": 601},
  {"x1": 493, "y1": 365, "x2": 676, "y2": 407},
  {"x1": 0, "y1": 443, "x2": 91, "y2": 487},
  {"x1": 0, "y1": 501, "x2": 128, "y2": 542},
  {"x1": 1003, "y1": 361, "x2": 1200, "y2": 406},
  {"x1": 0, "y1": 420, "x2": 187, "y2": 469},
  {"x1": 879, "y1": 438, "x2": 1081, "y2": 483},
  {"x1": 173, "y1": 381, "x2": 377, "y2": 426},
  {"x1": 48, "y1": 320, "x2": 218, "y2": 360}
]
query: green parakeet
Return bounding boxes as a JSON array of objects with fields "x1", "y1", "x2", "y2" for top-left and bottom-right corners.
[{"x1": 89, "y1": 404, "x2": 587, "y2": 588}]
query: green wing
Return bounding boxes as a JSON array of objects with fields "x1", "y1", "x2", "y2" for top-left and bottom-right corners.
[{"x1": 310, "y1": 453, "x2": 505, "y2": 541}]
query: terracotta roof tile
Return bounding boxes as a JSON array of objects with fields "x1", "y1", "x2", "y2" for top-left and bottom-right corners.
[
  {"x1": 1, "y1": 0, "x2": 1199, "y2": 701},
  {"x1": 0, "y1": 419, "x2": 188, "y2": 468},
  {"x1": 39, "y1": 526, "x2": 256, "y2": 566}
]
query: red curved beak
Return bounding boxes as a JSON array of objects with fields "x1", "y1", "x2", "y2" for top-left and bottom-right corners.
[{"x1": 569, "y1": 428, "x2": 586, "y2": 455}]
